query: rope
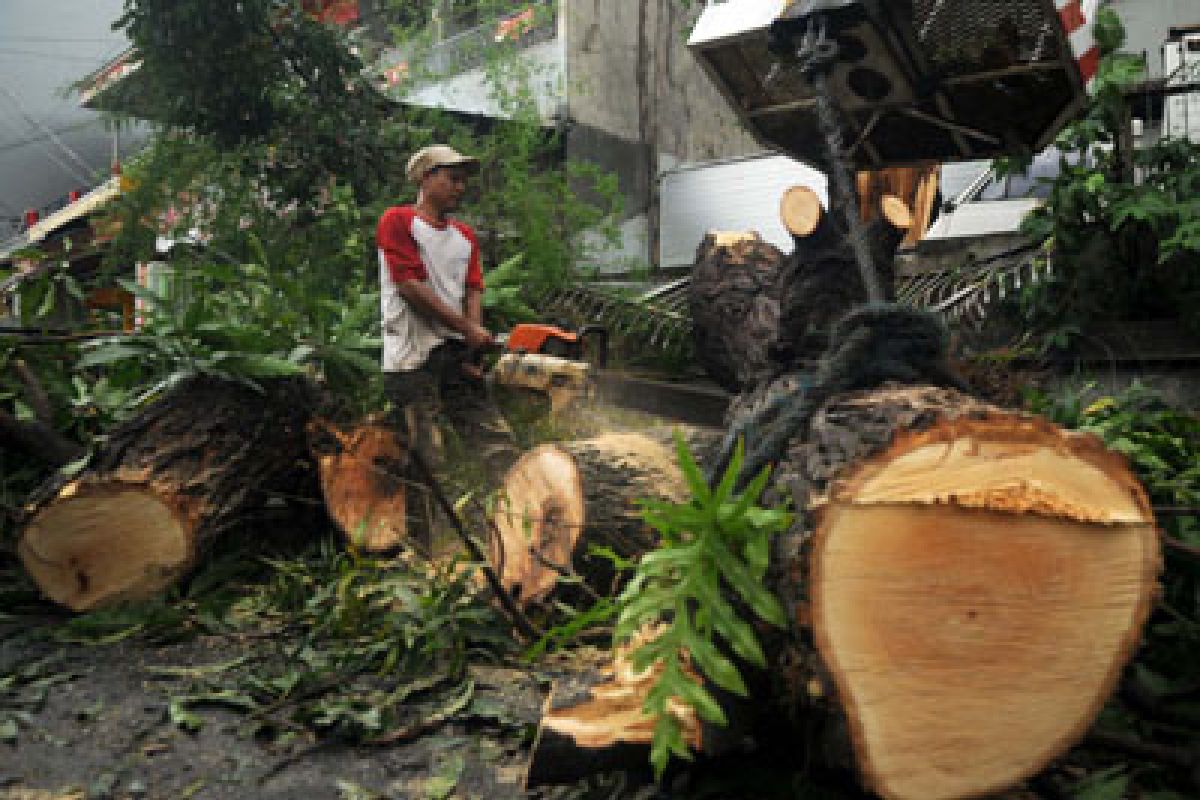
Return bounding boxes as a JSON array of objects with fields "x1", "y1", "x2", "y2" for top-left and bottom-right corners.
[{"x1": 710, "y1": 305, "x2": 966, "y2": 493}]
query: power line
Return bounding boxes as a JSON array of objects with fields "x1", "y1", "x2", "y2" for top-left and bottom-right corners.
[
  {"x1": 0, "y1": 36, "x2": 126, "y2": 44},
  {"x1": 0, "y1": 118, "x2": 106, "y2": 155},
  {"x1": 0, "y1": 82, "x2": 97, "y2": 182},
  {"x1": 0, "y1": 47, "x2": 124, "y2": 63}
]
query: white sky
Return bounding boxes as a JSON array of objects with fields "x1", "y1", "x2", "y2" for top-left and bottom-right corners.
[{"x1": 0, "y1": 0, "x2": 145, "y2": 237}]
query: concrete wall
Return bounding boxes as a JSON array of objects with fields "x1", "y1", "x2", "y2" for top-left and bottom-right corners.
[
  {"x1": 561, "y1": 0, "x2": 762, "y2": 269},
  {"x1": 1110, "y1": 0, "x2": 1200, "y2": 78}
]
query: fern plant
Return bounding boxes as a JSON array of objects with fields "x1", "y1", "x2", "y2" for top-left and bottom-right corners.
[{"x1": 613, "y1": 434, "x2": 790, "y2": 778}]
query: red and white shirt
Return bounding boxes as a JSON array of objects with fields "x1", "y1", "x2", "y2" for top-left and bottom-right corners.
[{"x1": 376, "y1": 206, "x2": 484, "y2": 372}]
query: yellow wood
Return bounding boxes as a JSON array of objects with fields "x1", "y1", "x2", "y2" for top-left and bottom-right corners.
[
  {"x1": 813, "y1": 504, "x2": 1158, "y2": 800},
  {"x1": 18, "y1": 488, "x2": 189, "y2": 611},
  {"x1": 779, "y1": 185, "x2": 823, "y2": 237},
  {"x1": 316, "y1": 424, "x2": 408, "y2": 553}
]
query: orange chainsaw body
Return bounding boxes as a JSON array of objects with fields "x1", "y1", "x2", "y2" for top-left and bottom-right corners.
[{"x1": 506, "y1": 324, "x2": 579, "y2": 356}]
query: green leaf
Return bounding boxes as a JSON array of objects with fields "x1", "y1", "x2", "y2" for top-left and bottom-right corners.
[
  {"x1": 216, "y1": 353, "x2": 304, "y2": 378},
  {"x1": 1071, "y1": 765, "x2": 1129, "y2": 800},
  {"x1": 673, "y1": 432, "x2": 710, "y2": 505},
  {"x1": 168, "y1": 698, "x2": 204, "y2": 732},
  {"x1": 76, "y1": 341, "x2": 154, "y2": 369},
  {"x1": 59, "y1": 453, "x2": 92, "y2": 478}
]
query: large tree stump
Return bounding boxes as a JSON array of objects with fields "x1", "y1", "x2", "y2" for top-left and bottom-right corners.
[
  {"x1": 527, "y1": 385, "x2": 1160, "y2": 800},
  {"x1": 687, "y1": 232, "x2": 784, "y2": 392},
  {"x1": 487, "y1": 432, "x2": 688, "y2": 609},
  {"x1": 309, "y1": 419, "x2": 409, "y2": 554},
  {"x1": 17, "y1": 376, "x2": 319, "y2": 611}
]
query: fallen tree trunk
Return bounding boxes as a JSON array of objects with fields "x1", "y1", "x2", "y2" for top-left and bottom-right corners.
[
  {"x1": 309, "y1": 419, "x2": 410, "y2": 554},
  {"x1": 17, "y1": 375, "x2": 320, "y2": 611},
  {"x1": 771, "y1": 190, "x2": 910, "y2": 370},
  {"x1": 687, "y1": 232, "x2": 784, "y2": 392},
  {"x1": 487, "y1": 432, "x2": 688, "y2": 609},
  {"x1": 526, "y1": 385, "x2": 1161, "y2": 800}
]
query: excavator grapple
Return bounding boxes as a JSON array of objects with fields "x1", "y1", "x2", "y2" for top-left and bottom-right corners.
[{"x1": 690, "y1": 0, "x2": 1100, "y2": 169}]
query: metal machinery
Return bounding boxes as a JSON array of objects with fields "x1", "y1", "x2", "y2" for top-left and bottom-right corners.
[
  {"x1": 690, "y1": 0, "x2": 1101, "y2": 170},
  {"x1": 689, "y1": 0, "x2": 1100, "y2": 303}
]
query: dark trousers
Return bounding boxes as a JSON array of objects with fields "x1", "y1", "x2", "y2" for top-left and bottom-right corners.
[{"x1": 384, "y1": 340, "x2": 520, "y2": 489}]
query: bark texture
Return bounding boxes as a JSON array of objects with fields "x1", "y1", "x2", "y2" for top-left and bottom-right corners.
[
  {"x1": 687, "y1": 233, "x2": 784, "y2": 392},
  {"x1": 531, "y1": 386, "x2": 1160, "y2": 800},
  {"x1": 18, "y1": 375, "x2": 320, "y2": 611}
]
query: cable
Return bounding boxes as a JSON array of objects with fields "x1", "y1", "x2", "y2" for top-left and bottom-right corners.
[
  {"x1": 0, "y1": 82, "x2": 97, "y2": 182},
  {"x1": 0, "y1": 47, "x2": 122, "y2": 63},
  {"x1": 0, "y1": 118, "x2": 104, "y2": 155},
  {"x1": 0, "y1": 36, "x2": 126, "y2": 44}
]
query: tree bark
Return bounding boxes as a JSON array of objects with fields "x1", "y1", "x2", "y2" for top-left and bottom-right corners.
[
  {"x1": 309, "y1": 419, "x2": 410, "y2": 554},
  {"x1": 528, "y1": 385, "x2": 1161, "y2": 800},
  {"x1": 687, "y1": 233, "x2": 784, "y2": 392},
  {"x1": 771, "y1": 201, "x2": 908, "y2": 371},
  {"x1": 17, "y1": 375, "x2": 320, "y2": 611},
  {"x1": 487, "y1": 432, "x2": 689, "y2": 610}
]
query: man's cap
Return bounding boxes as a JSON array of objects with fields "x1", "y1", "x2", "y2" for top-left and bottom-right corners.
[{"x1": 406, "y1": 144, "x2": 480, "y2": 183}]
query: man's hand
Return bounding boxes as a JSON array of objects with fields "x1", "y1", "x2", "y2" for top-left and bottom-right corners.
[{"x1": 463, "y1": 321, "x2": 495, "y2": 351}]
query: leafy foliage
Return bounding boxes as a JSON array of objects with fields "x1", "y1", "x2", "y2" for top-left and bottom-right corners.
[
  {"x1": 1029, "y1": 383, "x2": 1200, "y2": 797},
  {"x1": 113, "y1": 0, "x2": 402, "y2": 203},
  {"x1": 613, "y1": 435, "x2": 790, "y2": 778},
  {"x1": 1006, "y1": 10, "x2": 1200, "y2": 344}
]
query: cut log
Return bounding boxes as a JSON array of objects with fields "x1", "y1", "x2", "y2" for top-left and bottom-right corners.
[
  {"x1": 688, "y1": 233, "x2": 784, "y2": 392},
  {"x1": 769, "y1": 384, "x2": 1161, "y2": 800},
  {"x1": 780, "y1": 186, "x2": 823, "y2": 237},
  {"x1": 310, "y1": 420, "x2": 409, "y2": 553},
  {"x1": 856, "y1": 163, "x2": 940, "y2": 246},
  {"x1": 809, "y1": 409, "x2": 1159, "y2": 800},
  {"x1": 487, "y1": 432, "x2": 688, "y2": 609},
  {"x1": 17, "y1": 376, "x2": 320, "y2": 611},
  {"x1": 525, "y1": 625, "x2": 708, "y2": 789},
  {"x1": 531, "y1": 386, "x2": 1160, "y2": 800}
]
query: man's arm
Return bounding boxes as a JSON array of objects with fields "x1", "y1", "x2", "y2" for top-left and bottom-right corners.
[
  {"x1": 465, "y1": 287, "x2": 483, "y2": 327},
  {"x1": 394, "y1": 281, "x2": 493, "y2": 350}
]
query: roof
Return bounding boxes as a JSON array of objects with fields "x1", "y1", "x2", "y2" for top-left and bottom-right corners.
[
  {"x1": 23, "y1": 177, "x2": 122, "y2": 245},
  {"x1": 0, "y1": 176, "x2": 122, "y2": 282}
]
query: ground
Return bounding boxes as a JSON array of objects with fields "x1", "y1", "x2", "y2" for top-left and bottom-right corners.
[{"x1": 0, "y1": 604, "x2": 548, "y2": 800}]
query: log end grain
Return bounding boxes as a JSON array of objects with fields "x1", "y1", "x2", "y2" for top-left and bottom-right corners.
[
  {"x1": 18, "y1": 485, "x2": 192, "y2": 611},
  {"x1": 313, "y1": 422, "x2": 408, "y2": 553},
  {"x1": 810, "y1": 414, "x2": 1162, "y2": 800}
]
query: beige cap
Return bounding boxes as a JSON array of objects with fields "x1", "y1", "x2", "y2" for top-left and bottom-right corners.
[{"x1": 406, "y1": 144, "x2": 480, "y2": 183}]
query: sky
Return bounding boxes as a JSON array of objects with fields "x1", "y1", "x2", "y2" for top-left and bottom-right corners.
[{"x1": 0, "y1": 0, "x2": 147, "y2": 239}]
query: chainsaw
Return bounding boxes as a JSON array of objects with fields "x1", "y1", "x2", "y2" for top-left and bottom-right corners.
[{"x1": 489, "y1": 323, "x2": 609, "y2": 413}]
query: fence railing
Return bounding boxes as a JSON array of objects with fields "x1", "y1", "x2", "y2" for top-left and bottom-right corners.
[{"x1": 379, "y1": 3, "x2": 557, "y2": 88}]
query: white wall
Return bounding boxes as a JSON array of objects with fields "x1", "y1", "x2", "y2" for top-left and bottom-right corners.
[
  {"x1": 1110, "y1": 0, "x2": 1200, "y2": 78},
  {"x1": 658, "y1": 153, "x2": 828, "y2": 270}
]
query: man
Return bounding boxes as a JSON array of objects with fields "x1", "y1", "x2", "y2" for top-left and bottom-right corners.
[{"x1": 376, "y1": 144, "x2": 519, "y2": 521}]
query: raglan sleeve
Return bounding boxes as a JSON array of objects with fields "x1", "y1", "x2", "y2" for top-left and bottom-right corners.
[
  {"x1": 376, "y1": 208, "x2": 428, "y2": 283},
  {"x1": 461, "y1": 223, "x2": 484, "y2": 291}
]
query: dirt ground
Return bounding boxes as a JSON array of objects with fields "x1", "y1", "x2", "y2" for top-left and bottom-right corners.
[{"x1": 0, "y1": 613, "x2": 549, "y2": 800}]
